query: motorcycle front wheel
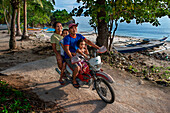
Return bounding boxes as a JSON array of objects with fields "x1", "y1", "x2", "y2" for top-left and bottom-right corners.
[{"x1": 95, "y1": 77, "x2": 115, "y2": 103}]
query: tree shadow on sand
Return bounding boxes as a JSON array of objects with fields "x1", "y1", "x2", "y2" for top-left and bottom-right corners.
[
  {"x1": 32, "y1": 80, "x2": 108, "y2": 113},
  {"x1": 46, "y1": 99, "x2": 107, "y2": 113}
]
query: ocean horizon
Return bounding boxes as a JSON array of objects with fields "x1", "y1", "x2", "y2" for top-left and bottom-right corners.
[
  {"x1": 73, "y1": 16, "x2": 170, "y2": 41},
  {"x1": 1, "y1": 16, "x2": 169, "y2": 41}
]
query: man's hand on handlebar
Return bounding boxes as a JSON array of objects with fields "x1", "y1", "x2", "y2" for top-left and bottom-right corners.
[{"x1": 97, "y1": 46, "x2": 107, "y2": 53}]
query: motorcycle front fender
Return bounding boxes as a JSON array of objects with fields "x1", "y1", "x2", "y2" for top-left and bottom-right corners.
[{"x1": 96, "y1": 71, "x2": 115, "y2": 83}]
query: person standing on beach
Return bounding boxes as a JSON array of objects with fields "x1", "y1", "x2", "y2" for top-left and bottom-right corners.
[
  {"x1": 51, "y1": 22, "x2": 64, "y2": 77},
  {"x1": 64, "y1": 23, "x2": 100, "y2": 88}
]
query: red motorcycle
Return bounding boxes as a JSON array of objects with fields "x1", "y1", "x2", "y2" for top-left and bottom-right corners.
[{"x1": 56, "y1": 46, "x2": 115, "y2": 103}]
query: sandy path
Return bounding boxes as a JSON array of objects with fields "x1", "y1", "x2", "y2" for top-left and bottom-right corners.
[{"x1": 1, "y1": 56, "x2": 170, "y2": 113}]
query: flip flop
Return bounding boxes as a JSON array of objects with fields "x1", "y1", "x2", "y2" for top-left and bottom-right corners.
[
  {"x1": 72, "y1": 83, "x2": 80, "y2": 88},
  {"x1": 63, "y1": 76, "x2": 69, "y2": 81},
  {"x1": 59, "y1": 80, "x2": 65, "y2": 85}
]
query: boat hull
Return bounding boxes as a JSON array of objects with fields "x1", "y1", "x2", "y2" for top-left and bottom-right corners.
[{"x1": 114, "y1": 42, "x2": 165, "y2": 53}]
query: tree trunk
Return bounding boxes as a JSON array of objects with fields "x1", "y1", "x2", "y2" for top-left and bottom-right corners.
[
  {"x1": 8, "y1": 4, "x2": 12, "y2": 34},
  {"x1": 9, "y1": 1, "x2": 18, "y2": 49},
  {"x1": 109, "y1": 19, "x2": 118, "y2": 51},
  {"x1": 96, "y1": 0, "x2": 108, "y2": 48},
  {"x1": 16, "y1": 2, "x2": 22, "y2": 36},
  {"x1": 3, "y1": 9, "x2": 11, "y2": 34},
  {"x1": 22, "y1": 0, "x2": 29, "y2": 40}
]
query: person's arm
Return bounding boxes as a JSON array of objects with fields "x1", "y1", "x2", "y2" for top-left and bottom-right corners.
[
  {"x1": 71, "y1": 52, "x2": 76, "y2": 56},
  {"x1": 76, "y1": 49, "x2": 88, "y2": 59},
  {"x1": 84, "y1": 45, "x2": 89, "y2": 55},
  {"x1": 60, "y1": 43, "x2": 65, "y2": 52},
  {"x1": 51, "y1": 43, "x2": 60, "y2": 56},
  {"x1": 84, "y1": 39, "x2": 100, "y2": 49},
  {"x1": 64, "y1": 45, "x2": 73, "y2": 58}
]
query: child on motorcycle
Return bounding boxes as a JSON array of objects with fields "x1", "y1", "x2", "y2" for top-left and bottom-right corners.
[
  {"x1": 75, "y1": 38, "x2": 89, "y2": 59},
  {"x1": 73, "y1": 39, "x2": 90, "y2": 73},
  {"x1": 58, "y1": 29, "x2": 69, "y2": 85}
]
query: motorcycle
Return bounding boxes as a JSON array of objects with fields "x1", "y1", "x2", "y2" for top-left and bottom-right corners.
[{"x1": 56, "y1": 46, "x2": 115, "y2": 103}]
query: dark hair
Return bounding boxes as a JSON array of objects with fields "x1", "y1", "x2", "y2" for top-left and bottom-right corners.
[
  {"x1": 77, "y1": 39, "x2": 85, "y2": 47},
  {"x1": 53, "y1": 21, "x2": 61, "y2": 28},
  {"x1": 62, "y1": 29, "x2": 69, "y2": 34}
]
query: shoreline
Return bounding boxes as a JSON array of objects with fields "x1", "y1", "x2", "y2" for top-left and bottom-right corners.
[
  {"x1": 80, "y1": 31, "x2": 170, "y2": 42},
  {"x1": 1, "y1": 27, "x2": 169, "y2": 42},
  {"x1": 0, "y1": 30, "x2": 169, "y2": 55}
]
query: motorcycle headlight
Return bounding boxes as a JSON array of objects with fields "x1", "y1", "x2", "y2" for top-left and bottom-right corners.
[{"x1": 94, "y1": 64, "x2": 102, "y2": 70}]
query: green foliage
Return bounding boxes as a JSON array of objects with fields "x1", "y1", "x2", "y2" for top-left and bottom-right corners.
[
  {"x1": 142, "y1": 69, "x2": 148, "y2": 75},
  {"x1": 73, "y1": 0, "x2": 169, "y2": 48},
  {"x1": 74, "y1": 0, "x2": 169, "y2": 26},
  {"x1": 26, "y1": 0, "x2": 54, "y2": 27},
  {"x1": 150, "y1": 65, "x2": 162, "y2": 73},
  {"x1": 164, "y1": 70, "x2": 170, "y2": 74},
  {"x1": 0, "y1": 0, "x2": 11, "y2": 24},
  {"x1": 0, "y1": 81, "x2": 32, "y2": 112},
  {"x1": 0, "y1": 0, "x2": 55, "y2": 26},
  {"x1": 161, "y1": 71, "x2": 170, "y2": 80},
  {"x1": 52, "y1": 9, "x2": 73, "y2": 23},
  {"x1": 166, "y1": 67, "x2": 170, "y2": 70},
  {"x1": 128, "y1": 65, "x2": 138, "y2": 73}
]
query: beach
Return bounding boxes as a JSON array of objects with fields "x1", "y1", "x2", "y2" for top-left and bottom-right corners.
[
  {"x1": 0, "y1": 30, "x2": 170, "y2": 112},
  {"x1": 0, "y1": 30, "x2": 169, "y2": 82},
  {"x1": 0, "y1": 30, "x2": 169, "y2": 85},
  {"x1": 81, "y1": 32, "x2": 170, "y2": 55},
  {"x1": 0, "y1": 30, "x2": 169, "y2": 70}
]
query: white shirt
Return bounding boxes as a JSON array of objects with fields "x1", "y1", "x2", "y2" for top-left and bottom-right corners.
[{"x1": 59, "y1": 39, "x2": 64, "y2": 56}]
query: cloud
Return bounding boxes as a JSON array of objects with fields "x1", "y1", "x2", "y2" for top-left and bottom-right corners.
[{"x1": 54, "y1": 0, "x2": 82, "y2": 12}]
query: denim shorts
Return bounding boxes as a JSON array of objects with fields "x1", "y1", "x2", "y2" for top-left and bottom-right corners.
[{"x1": 65, "y1": 58, "x2": 78, "y2": 70}]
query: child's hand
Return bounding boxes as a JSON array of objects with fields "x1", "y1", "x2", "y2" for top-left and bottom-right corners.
[
  {"x1": 72, "y1": 53, "x2": 76, "y2": 56},
  {"x1": 84, "y1": 55, "x2": 90, "y2": 60}
]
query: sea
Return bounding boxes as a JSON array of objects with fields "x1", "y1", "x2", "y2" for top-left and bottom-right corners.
[
  {"x1": 1, "y1": 16, "x2": 169, "y2": 41},
  {"x1": 73, "y1": 16, "x2": 170, "y2": 41}
]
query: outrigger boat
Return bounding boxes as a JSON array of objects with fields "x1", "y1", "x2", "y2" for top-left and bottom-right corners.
[
  {"x1": 113, "y1": 37, "x2": 168, "y2": 53},
  {"x1": 27, "y1": 27, "x2": 43, "y2": 33}
]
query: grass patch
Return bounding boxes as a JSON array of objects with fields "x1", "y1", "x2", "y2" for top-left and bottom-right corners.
[
  {"x1": 128, "y1": 65, "x2": 138, "y2": 73},
  {"x1": 0, "y1": 80, "x2": 63, "y2": 112},
  {"x1": 0, "y1": 81, "x2": 32, "y2": 112}
]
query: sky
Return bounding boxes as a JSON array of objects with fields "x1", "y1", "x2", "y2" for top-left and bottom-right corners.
[{"x1": 54, "y1": 0, "x2": 82, "y2": 12}]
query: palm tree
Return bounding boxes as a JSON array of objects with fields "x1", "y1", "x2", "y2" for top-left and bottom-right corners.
[
  {"x1": 9, "y1": 0, "x2": 56, "y2": 48},
  {"x1": 21, "y1": 0, "x2": 47, "y2": 40},
  {"x1": 9, "y1": 0, "x2": 19, "y2": 49},
  {"x1": 0, "y1": 0, "x2": 12, "y2": 34},
  {"x1": 16, "y1": 1, "x2": 22, "y2": 36},
  {"x1": 21, "y1": 0, "x2": 28, "y2": 40}
]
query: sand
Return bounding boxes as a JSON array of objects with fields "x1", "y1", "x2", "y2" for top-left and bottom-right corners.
[{"x1": 0, "y1": 30, "x2": 169, "y2": 71}]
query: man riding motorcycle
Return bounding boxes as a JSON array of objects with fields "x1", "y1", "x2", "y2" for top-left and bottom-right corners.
[{"x1": 63, "y1": 23, "x2": 100, "y2": 88}]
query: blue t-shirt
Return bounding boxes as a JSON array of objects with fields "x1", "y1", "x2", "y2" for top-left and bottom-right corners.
[{"x1": 64, "y1": 34, "x2": 85, "y2": 59}]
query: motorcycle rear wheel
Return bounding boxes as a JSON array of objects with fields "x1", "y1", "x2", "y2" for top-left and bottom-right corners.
[{"x1": 95, "y1": 77, "x2": 115, "y2": 104}]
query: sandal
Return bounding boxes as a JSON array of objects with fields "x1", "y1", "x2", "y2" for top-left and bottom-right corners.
[
  {"x1": 63, "y1": 73, "x2": 69, "y2": 81},
  {"x1": 59, "y1": 80, "x2": 65, "y2": 85},
  {"x1": 63, "y1": 76, "x2": 69, "y2": 81},
  {"x1": 72, "y1": 83, "x2": 80, "y2": 88}
]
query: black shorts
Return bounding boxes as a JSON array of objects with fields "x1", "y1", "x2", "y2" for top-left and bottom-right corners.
[{"x1": 61, "y1": 55, "x2": 65, "y2": 63}]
